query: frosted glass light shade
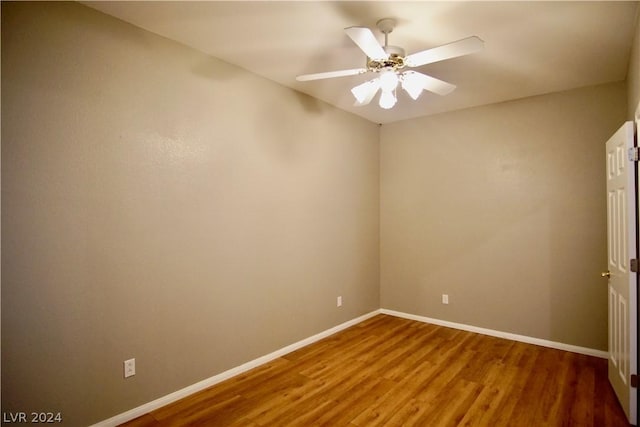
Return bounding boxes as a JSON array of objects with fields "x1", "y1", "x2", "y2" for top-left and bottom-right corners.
[
  {"x1": 351, "y1": 79, "x2": 380, "y2": 104},
  {"x1": 379, "y1": 90, "x2": 397, "y2": 109},
  {"x1": 401, "y1": 71, "x2": 426, "y2": 100},
  {"x1": 379, "y1": 70, "x2": 399, "y2": 92}
]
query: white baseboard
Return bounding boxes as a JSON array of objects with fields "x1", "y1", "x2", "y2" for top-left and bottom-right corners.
[
  {"x1": 380, "y1": 309, "x2": 608, "y2": 359},
  {"x1": 90, "y1": 309, "x2": 382, "y2": 427},
  {"x1": 93, "y1": 307, "x2": 608, "y2": 426}
]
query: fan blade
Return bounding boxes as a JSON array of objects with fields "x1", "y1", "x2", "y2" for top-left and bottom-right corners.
[
  {"x1": 405, "y1": 36, "x2": 484, "y2": 67},
  {"x1": 344, "y1": 27, "x2": 388, "y2": 61},
  {"x1": 420, "y1": 74, "x2": 456, "y2": 96},
  {"x1": 296, "y1": 68, "x2": 367, "y2": 81},
  {"x1": 401, "y1": 71, "x2": 456, "y2": 97},
  {"x1": 351, "y1": 79, "x2": 380, "y2": 106}
]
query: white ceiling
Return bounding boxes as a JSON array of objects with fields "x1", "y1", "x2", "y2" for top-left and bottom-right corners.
[{"x1": 83, "y1": 1, "x2": 639, "y2": 124}]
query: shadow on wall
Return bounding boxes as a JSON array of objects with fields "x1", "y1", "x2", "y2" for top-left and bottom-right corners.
[
  {"x1": 292, "y1": 90, "x2": 326, "y2": 115},
  {"x1": 190, "y1": 56, "x2": 242, "y2": 81},
  {"x1": 190, "y1": 55, "x2": 327, "y2": 116}
]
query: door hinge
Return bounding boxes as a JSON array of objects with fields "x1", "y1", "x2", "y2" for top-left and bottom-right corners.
[
  {"x1": 628, "y1": 147, "x2": 640, "y2": 162},
  {"x1": 631, "y1": 374, "x2": 638, "y2": 388},
  {"x1": 631, "y1": 259, "x2": 639, "y2": 273}
]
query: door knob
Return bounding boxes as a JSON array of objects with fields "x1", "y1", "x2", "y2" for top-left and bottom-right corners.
[{"x1": 601, "y1": 271, "x2": 611, "y2": 278}]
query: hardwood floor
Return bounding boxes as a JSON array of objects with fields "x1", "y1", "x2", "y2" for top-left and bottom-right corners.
[{"x1": 120, "y1": 314, "x2": 629, "y2": 426}]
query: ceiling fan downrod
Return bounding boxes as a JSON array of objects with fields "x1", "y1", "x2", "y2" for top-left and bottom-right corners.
[{"x1": 376, "y1": 18, "x2": 396, "y2": 47}]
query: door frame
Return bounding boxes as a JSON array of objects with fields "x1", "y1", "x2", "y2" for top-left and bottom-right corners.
[{"x1": 626, "y1": 101, "x2": 640, "y2": 426}]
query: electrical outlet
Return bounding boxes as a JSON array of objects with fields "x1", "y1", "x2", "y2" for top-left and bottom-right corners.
[
  {"x1": 442, "y1": 294, "x2": 449, "y2": 305},
  {"x1": 124, "y1": 358, "x2": 136, "y2": 378},
  {"x1": 337, "y1": 296, "x2": 342, "y2": 307}
]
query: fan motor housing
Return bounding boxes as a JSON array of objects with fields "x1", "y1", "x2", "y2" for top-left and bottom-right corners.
[{"x1": 367, "y1": 45, "x2": 406, "y2": 72}]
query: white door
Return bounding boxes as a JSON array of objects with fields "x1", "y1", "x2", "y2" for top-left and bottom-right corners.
[{"x1": 605, "y1": 120, "x2": 637, "y2": 425}]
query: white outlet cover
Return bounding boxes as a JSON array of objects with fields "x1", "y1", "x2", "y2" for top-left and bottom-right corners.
[
  {"x1": 124, "y1": 358, "x2": 136, "y2": 378},
  {"x1": 337, "y1": 296, "x2": 342, "y2": 307}
]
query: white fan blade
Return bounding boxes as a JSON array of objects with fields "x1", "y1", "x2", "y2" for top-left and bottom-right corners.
[
  {"x1": 421, "y1": 74, "x2": 456, "y2": 96},
  {"x1": 344, "y1": 27, "x2": 388, "y2": 61},
  {"x1": 405, "y1": 36, "x2": 484, "y2": 67},
  {"x1": 351, "y1": 79, "x2": 380, "y2": 106},
  {"x1": 296, "y1": 68, "x2": 367, "y2": 81},
  {"x1": 401, "y1": 71, "x2": 456, "y2": 97}
]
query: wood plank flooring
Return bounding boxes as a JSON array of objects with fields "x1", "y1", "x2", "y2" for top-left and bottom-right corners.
[{"x1": 120, "y1": 314, "x2": 629, "y2": 426}]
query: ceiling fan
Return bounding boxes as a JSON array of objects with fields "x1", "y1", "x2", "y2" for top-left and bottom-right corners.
[{"x1": 296, "y1": 19, "x2": 484, "y2": 109}]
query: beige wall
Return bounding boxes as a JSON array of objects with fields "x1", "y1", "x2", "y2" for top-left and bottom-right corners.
[
  {"x1": 629, "y1": 6, "x2": 640, "y2": 118},
  {"x1": 380, "y1": 82, "x2": 626, "y2": 350},
  {"x1": 1, "y1": 2, "x2": 379, "y2": 425}
]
